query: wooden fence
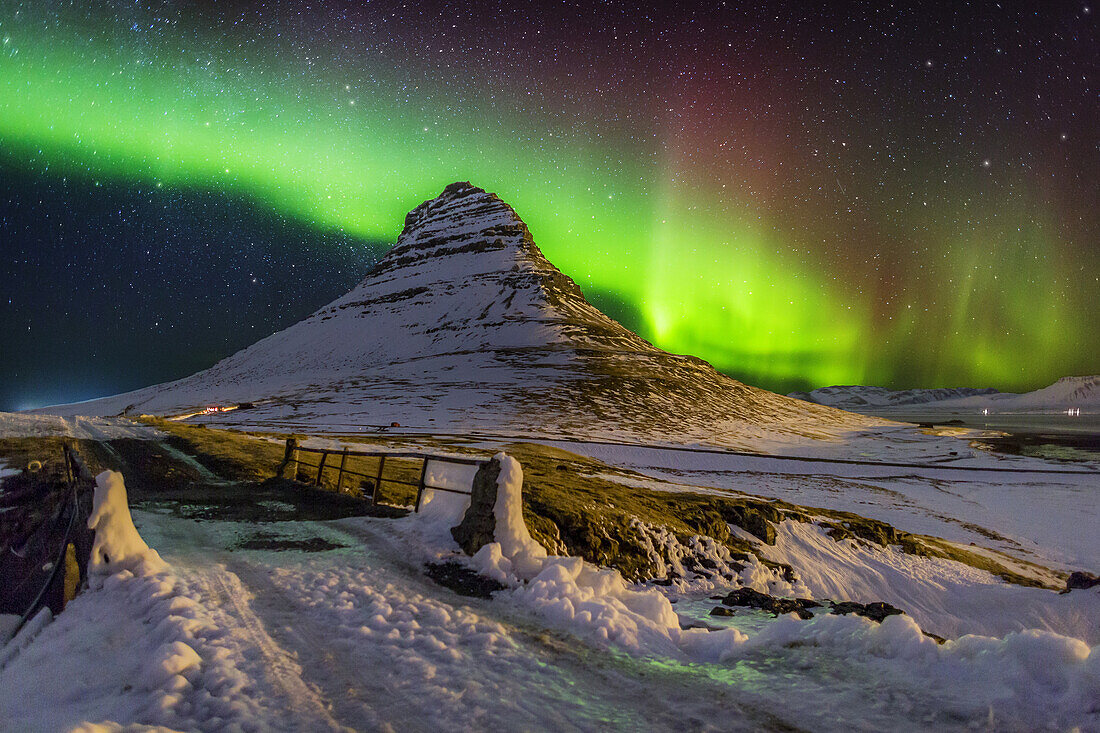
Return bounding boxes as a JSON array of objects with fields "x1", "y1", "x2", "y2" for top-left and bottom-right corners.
[{"x1": 276, "y1": 438, "x2": 486, "y2": 512}]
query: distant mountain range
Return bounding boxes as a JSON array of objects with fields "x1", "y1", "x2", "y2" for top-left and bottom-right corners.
[
  {"x1": 32, "y1": 182, "x2": 875, "y2": 446},
  {"x1": 790, "y1": 376, "x2": 1099, "y2": 413}
]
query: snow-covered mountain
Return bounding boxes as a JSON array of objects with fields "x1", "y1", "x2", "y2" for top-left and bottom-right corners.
[
  {"x1": 35, "y1": 182, "x2": 873, "y2": 445},
  {"x1": 791, "y1": 376, "x2": 1100, "y2": 413},
  {"x1": 788, "y1": 385, "x2": 999, "y2": 409}
]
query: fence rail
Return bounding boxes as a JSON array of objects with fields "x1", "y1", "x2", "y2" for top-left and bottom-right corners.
[
  {"x1": 4, "y1": 445, "x2": 95, "y2": 643},
  {"x1": 276, "y1": 439, "x2": 486, "y2": 511}
]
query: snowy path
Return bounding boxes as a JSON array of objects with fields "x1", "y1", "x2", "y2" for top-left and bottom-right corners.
[
  {"x1": 3, "y1": 499, "x2": 1097, "y2": 730},
  {"x1": 0, "y1": 413, "x2": 162, "y2": 440},
  {"x1": 131, "y1": 510, "x2": 785, "y2": 731}
]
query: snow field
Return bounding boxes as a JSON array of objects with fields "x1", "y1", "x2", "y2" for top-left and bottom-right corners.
[
  {"x1": 761, "y1": 520, "x2": 1100, "y2": 644},
  {"x1": 0, "y1": 412, "x2": 163, "y2": 440}
]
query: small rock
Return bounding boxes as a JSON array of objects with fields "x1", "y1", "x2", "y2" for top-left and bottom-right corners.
[
  {"x1": 709, "y1": 607, "x2": 737, "y2": 617},
  {"x1": 829, "y1": 600, "x2": 904, "y2": 623},
  {"x1": 720, "y1": 587, "x2": 820, "y2": 620},
  {"x1": 1066, "y1": 571, "x2": 1100, "y2": 591}
]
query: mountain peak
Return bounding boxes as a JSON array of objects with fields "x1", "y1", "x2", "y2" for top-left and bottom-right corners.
[
  {"x1": 381, "y1": 181, "x2": 541, "y2": 276},
  {"x1": 33, "y1": 182, "x2": 874, "y2": 446}
]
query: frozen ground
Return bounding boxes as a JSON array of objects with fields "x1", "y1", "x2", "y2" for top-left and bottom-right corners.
[
  {"x1": 545, "y1": 437, "x2": 1100, "y2": 573},
  {"x1": 2, "y1": 466, "x2": 1098, "y2": 732},
  {"x1": 1, "y1": 418, "x2": 1097, "y2": 730}
]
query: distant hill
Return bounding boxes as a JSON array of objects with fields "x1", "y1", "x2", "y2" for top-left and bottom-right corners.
[
  {"x1": 790, "y1": 376, "x2": 1099, "y2": 413},
  {"x1": 787, "y1": 385, "x2": 1000, "y2": 410}
]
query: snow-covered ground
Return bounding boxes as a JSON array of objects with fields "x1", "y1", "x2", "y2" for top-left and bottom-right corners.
[
  {"x1": 551, "y1": 438, "x2": 1100, "y2": 573},
  {"x1": 0, "y1": 412, "x2": 163, "y2": 440},
  {"x1": 2, "y1": 460, "x2": 1098, "y2": 731}
]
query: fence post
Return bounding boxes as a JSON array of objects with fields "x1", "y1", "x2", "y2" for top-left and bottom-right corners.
[
  {"x1": 316, "y1": 451, "x2": 328, "y2": 485},
  {"x1": 414, "y1": 459, "x2": 429, "y2": 512},
  {"x1": 336, "y1": 448, "x2": 348, "y2": 493},
  {"x1": 372, "y1": 455, "x2": 385, "y2": 505},
  {"x1": 278, "y1": 438, "x2": 299, "y2": 480}
]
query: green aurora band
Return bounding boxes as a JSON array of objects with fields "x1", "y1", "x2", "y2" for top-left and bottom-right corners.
[{"x1": 0, "y1": 16, "x2": 1088, "y2": 392}]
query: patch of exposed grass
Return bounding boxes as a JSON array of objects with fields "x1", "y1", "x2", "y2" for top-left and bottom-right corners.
[
  {"x1": 503, "y1": 442, "x2": 794, "y2": 581},
  {"x1": 0, "y1": 437, "x2": 118, "y2": 478},
  {"x1": 137, "y1": 417, "x2": 288, "y2": 481}
]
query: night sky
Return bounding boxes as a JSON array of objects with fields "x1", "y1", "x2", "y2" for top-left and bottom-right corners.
[{"x1": 1, "y1": 1, "x2": 1097, "y2": 411}]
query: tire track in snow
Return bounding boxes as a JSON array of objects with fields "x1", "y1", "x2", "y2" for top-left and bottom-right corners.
[{"x1": 185, "y1": 564, "x2": 350, "y2": 732}]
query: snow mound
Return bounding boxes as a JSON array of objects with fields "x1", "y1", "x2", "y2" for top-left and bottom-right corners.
[
  {"x1": 88, "y1": 471, "x2": 166, "y2": 576},
  {"x1": 0, "y1": 477, "x2": 281, "y2": 730}
]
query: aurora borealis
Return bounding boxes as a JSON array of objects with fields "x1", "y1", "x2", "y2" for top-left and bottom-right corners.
[{"x1": 1, "y1": 1, "x2": 1097, "y2": 409}]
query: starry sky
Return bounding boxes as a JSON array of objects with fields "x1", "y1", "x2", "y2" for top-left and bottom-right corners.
[{"x1": 1, "y1": 1, "x2": 1097, "y2": 411}]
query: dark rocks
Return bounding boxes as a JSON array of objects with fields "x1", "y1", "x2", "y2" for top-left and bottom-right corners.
[
  {"x1": 424, "y1": 561, "x2": 506, "y2": 599},
  {"x1": 719, "y1": 587, "x2": 821, "y2": 620},
  {"x1": 712, "y1": 589, "x2": 906, "y2": 625},
  {"x1": 450, "y1": 457, "x2": 502, "y2": 555},
  {"x1": 709, "y1": 606, "x2": 737, "y2": 617},
  {"x1": 720, "y1": 503, "x2": 780, "y2": 545},
  {"x1": 1065, "y1": 571, "x2": 1100, "y2": 591},
  {"x1": 829, "y1": 600, "x2": 904, "y2": 622},
  {"x1": 825, "y1": 516, "x2": 925, "y2": 555}
]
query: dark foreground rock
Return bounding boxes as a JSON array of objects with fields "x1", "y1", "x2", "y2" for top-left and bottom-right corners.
[
  {"x1": 714, "y1": 588, "x2": 908, "y2": 625},
  {"x1": 425, "y1": 561, "x2": 506, "y2": 598},
  {"x1": 829, "y1": 600, "x2": 905, "y2": 622},
  {"x1": 719, "y1": 587, "x2": 821, "y2": 620},
  {"x1": 1065, "y1": 571, "x2": 1100, "y2": 591},
  {"x1": 451, "y1": 458, "x2": 502, "y2": 555}
]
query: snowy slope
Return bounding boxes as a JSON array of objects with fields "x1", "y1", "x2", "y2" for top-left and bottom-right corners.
[
  {"x1": 33, "y1": 182, "x2": 876, "y2": 447},
  {"x1": 791, "y1": 375, "x2": 1100, "y2": 413},
  {"x1": 953, "y1": 375, "x2": 1100, "y2": 412}
]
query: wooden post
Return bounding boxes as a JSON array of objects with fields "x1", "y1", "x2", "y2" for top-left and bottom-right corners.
[
  {"x1": 316, "y1": 451, "x2": 328, "y2": 486},
  {"x1": 63, "y1": 442, "x2": 75, "y2": 485},
  {"x1": 372, "y1": 455, "x2": 385, "y2": 505},
  {"x1": 414, "y1": 459, "x2": 430, "y2": 512},
  {"x1": 336, "y1": 448, "x2": 349, "y2": 494},
  {"x1": 277, "y1": 438, "x2": 299, "y2": 480},
  {"x1": 63, "y1": 444, "x2": 94, "y2": 483}
]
